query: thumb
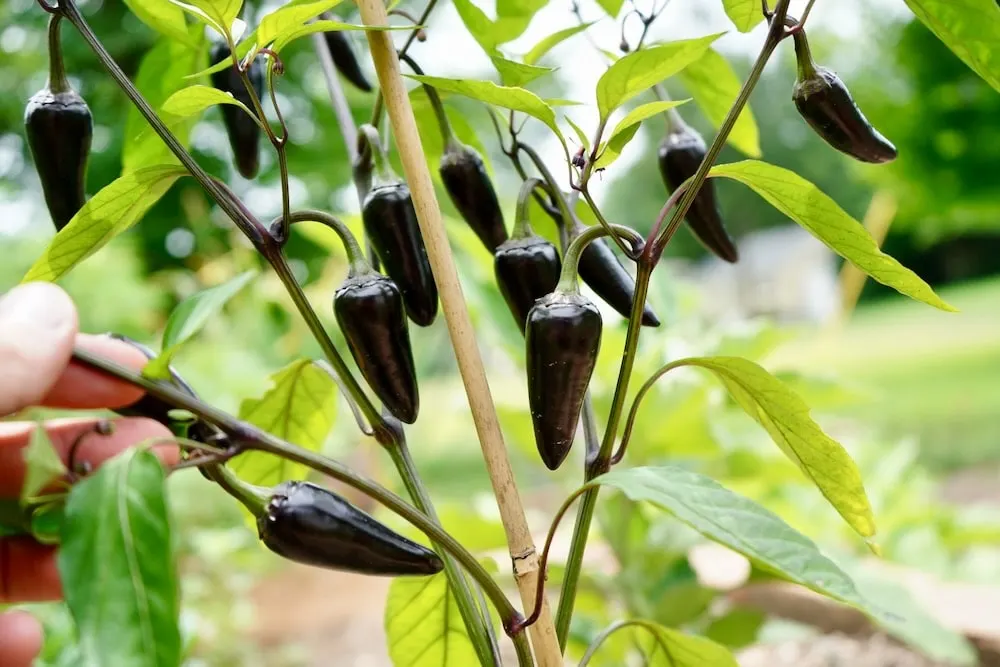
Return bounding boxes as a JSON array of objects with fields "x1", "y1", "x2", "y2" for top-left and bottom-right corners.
[{"x1": 0, "y1": 282, "x2": 78, "y2": 417}]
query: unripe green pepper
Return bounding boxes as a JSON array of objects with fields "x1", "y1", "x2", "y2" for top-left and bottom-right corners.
[
  {"x1": 210, "y1": 43, "x2": 264, "y2": 179},
  {"x1": 440, "y1": 141, "x2": 509, "y2": 251},
  {"x1": 658, "y1": 121, "x2": 739, "y2": 263},
  {"x1": 335, "y1": 270, "x2": 419, "y2": 424},
  {"x1": 360, "y1": 126, "x2": 438, "y2": 326},
  {"x1": 24, "y1": 15, "x2": 92, "y2": 232},
  {"x1": 258, "y1": 481, "x2": 443, "y2": 576},
  {"x1": 494, "y1": 179, "x2": 561, "y2": 334},
  {"x1": 792, "y1": 30, "x2": 897, "y2": 164},
  {"x1": 321, "y1": 21, "x2": 373, "y2": 93}
]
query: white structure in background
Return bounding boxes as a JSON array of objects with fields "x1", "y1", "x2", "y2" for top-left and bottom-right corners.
[{"x1": 680, "y1": 225, "x2": 841, "y2": 326}]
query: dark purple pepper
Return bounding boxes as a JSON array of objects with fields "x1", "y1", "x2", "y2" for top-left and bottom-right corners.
[
  {"x1": 210, "y1": 43, "x2": 263, "y2": 179},
  {"x1": 322, "y1": 27, "x2": 373, "y2": 92},
  {"x1": 440, "y1": 142, "x2": 509, "y2": 251},
  {"x1": 494, "y1": 236, "x2": 561, "y2": 335}
]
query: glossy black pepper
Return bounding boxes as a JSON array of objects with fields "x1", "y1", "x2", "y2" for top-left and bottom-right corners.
[{"x1": 210, "y1": 43, "x2": 264, "y2": 179}]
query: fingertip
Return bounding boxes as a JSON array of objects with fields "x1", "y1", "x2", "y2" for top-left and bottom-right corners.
[
  {"x1": 0, "y1": 610, "x2": 44, "y2": 667},
  {"x1": 42, "y1": 334, "x2": 154, "y2": 410}
]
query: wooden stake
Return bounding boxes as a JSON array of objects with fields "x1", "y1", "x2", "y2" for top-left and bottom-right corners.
[{"x1": 356, "y1": 4, "x2": 563, "y2": 664}]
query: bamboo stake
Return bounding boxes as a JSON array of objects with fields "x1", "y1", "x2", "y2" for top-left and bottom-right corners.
[{"x1": 356, "y1": 4, "x2": 563, "y2": 664}]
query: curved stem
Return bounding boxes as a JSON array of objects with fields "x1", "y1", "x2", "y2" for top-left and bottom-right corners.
[
  {"x1": 578, "y1": 619, "x2": 673, "y2": 666},
  {"x1": 512, "y1": 178, "x2": 545, "y2": 239},
  {"x1": 359, "y1": 123, "x2": 392, "y2": 181},
  {"x1": 645, "y1": 177, "x2": 692, "y2": 255},
  {"x1": 71, "y1": 347, "x2": 522, "y2": 632},
  {"x1": 46, "y1": 14, "x2": 69, "y2": 93},
  {"x1": 556, "y1": 223, "x2": 644, "y2": 294},
  {"x1": 274, "y1": 209, "x2": 368, "y2": 270},
  {"x1": 266, "y1": 59, "x2": 292, "y2": 242},
  {"x1": 398, "y1": 53, "x2": 453, "y2": 145},
  {"x1": 612, "y1": 359, "x2": 685, "y2": 464},
  {"x1": 202, "y1": 460, "x2": 269, "y2": 516},
  {"x1": 315, "y1": 360, "x2": 373, "y2": 436},
  {"x1": 578, "y1": 187, "x2": 639, "y2": 260},
  {"x1": 792, "y1": 28, "x2": 818, "y2": 80}
]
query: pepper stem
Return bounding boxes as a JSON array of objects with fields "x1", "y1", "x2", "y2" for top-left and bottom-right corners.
[
  {"x1": 512, "y1": 178, "x2": 545, "y2": 239},
  {"x1": 46, "y1": 13, "x2": 70, "y2": 94},
  {"x1": 358, "y1": 123, "x2": 395, "y2": 185},
  {"x1": 276, "y1": 209, "x2": 370, "y2": 274},
  {"x1": 556, "y1": 223, "x2": 644, "y2": 294},
  {"x1": 202, "y1": 463, "x2": 270, "y2": 517},
  {"x1": 792, "y1": 29, "x2": 818, "y2": 81},
  {"x1": 398, "y1": 52, "x2": 454, "y2": 146}
]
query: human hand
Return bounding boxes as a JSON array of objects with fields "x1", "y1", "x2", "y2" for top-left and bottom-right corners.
[{"x1": 0, "y1": 282, "x2": 179, "y2": 666}]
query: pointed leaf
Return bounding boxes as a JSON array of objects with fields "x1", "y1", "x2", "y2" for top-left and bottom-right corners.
[
  {"x1": 710, "y1": 160, "x2": 955, "y2": 311},
  {"x1": 592, "y1": 467, "x2": 884, "y2": 619},
  {"x1": 624, "y1": 622, "x2": 738, "y2": 667},
  {"x1": 679, "y1": 48, "x2": 761, "y2": 157},
  {"x1": 722, "y1": 0, "x2": 763, "y2": 32},
  {"x1": 58, "y1": 449, "x2": 180, "y2": 667},
  {"x1": 183, "y1": 0, "x2": 242, "y2": 33},
  {"x1": 674, "y1": 356, "x2": 875, "y2": 537},
  {"x1": 123, "y1": 0, "x2": 193, "y2": 44},
  {"x1": 594, "y1": 99, "x2": 690, "y2": 169},
  {"x1": 451, "y1": 0, "x2": 534, "y2": 52},
  {"x1": 23, "y1": 166, "x2": 187, "y2": 283},
  {"x1": 596, "y1": 0, "x2": 625, "y2": 18},
  {"x1": 232, "y1": 360, "x2": 338, "y2": 488},
  {"x1": 20, "y1": 425, "x2": 67, "y2": 504},
  {"x1": 490, "y1": 55, "x2": 555, "y2": 87},
  {"x1": 161, "y1": 84, "x2": 257, "y2": 120},
  {"x1": 270, "y1": 20, "x2": 408, "y2": 53},
  {"x1": 566, "y1": 116, "x2": 591, "y2": 150},
  {"x1": 596, "y1": 33, "x2": 724, "y2": 119},
  {"x1": 904, "y1": 0, "x2": 1000, "y2": 93},
  {"x1": 256, "y1": 0, "x2": 342, "y2": 48},
  {"x1": 524, "y1": 22, "x2": 596, "y2": 65}
]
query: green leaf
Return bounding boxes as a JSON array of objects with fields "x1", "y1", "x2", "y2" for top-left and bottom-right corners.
[
  {"x1": 256, "y1": 0, "x2": 342, "y2": 49},
  {"x1": 451, "y1": 0, "x2": 535, "y2": 53},
  {"x1": 177, "y1": 0, "x2": 243, "y2": 34},
  {"x1": 490, "y1": 55, "x2": 555, "y2": 87},
  {"x1": 566, "y1": 116, "x2": 591, "y2": 151},
  {"x1": 270, "y1": 20, "x2": 407, "y2": 53},
  {"x1": 619, "y1": 622, "x2": 738, "y2": 666},
  {"x1": 0, "y1": 499, "x2": 30, "y2": 537},
  {"x1": 524, "y1": 22, "x2": 595, "y2": 65},
  {"x1": 30, "y1": 501, "x2": 65, "y2": 546},
  {"x1": 408, "y1": 74, "x2": 565, "y2": 148},
  {"x1": 232, "y1": 360, "x2": 338, "y2": 488},
  {"x1": 20, "y1": 425, "x2": 67, "y2": 504},
  {"x1": 596, "y1": 33, "x2": 724, "y2": 119},
  {"x1": 385, "y1": 563, "x2": 497, "y2": 666},
  {"x1": 58, "y1": 449, "x2": 180, "y2": 667},
  {"x1": 23, "y1": 166, "x2": 187, "y2": 283},
  {"x1": 904, "y1": 0, "x2": 1000, "y2": 93},
  {"x1": 709, "y1": 161, "x2": 955, "y2": 311},
  {"x1": 145, "y1": 270, "x2": 256, "y2": 378},
  {"x1": 123, "y1": 34, "x2": 206, "y2": 171},
  {"x1": 722, "y1": 0, "x2": 763, "y2": 32},
  {"x1": 674, "y1": 356, "x2": 875, "y2": 538},
  {"x1": 595, "y1": 0, "x2": 625, "y2": 18},
  {"x1": 678, "y1": 48, "x2": 761, "y2": 157},
  {"x1": 594, "y1": 99, "x2": 689, "y2": 169},
  {"x1": 592, "y1": 467, "x2": 882, "y2": 618},
  {"x1": 496, "y1": 0, "x2": 544, "y2": 18},
  {"x1": 123, "y1": 0, "x2": 192, "y2": 44},
  {"x1": 160, "y1": 84, "x2": 256, "y2": 120}
]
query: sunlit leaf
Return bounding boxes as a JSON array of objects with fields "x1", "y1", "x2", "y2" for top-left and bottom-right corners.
[
  {"x1": 270, "y1": 20, "x2": 407, "y2": 53},
  {"x1": 607, "y1": 622, "x2": 737, "y2": 667},
  {"x1": 30, "y1": 501, "x2": 64, "y2": 546},
  {"x1": 566, "y1": 116, "x2": 591, "y2": 150},
  {"x1": 161, "y1": 84, "x2": 257, "y2": 121},
  {"x1": 232, "y1": 360, "x2": 338, "y2": 489},
  {"x1": 58, "y1": 449, "x2": 180, "y2": 667},
  {"x1": 594, "y1": 99, "x2": 689, "y2": 169},
  {"x1": 904, "y1": 0, "x2": 1000, "y2": 93},
  {"x1": 678, "y1": 47, "x2": 761, "y2": 157},
  {"x1": 596, "y1": 33, "x2": 723, "y2": 119},
  {"x1": 673, "y1": 356, "x2": 875, "y2": 537},
  {"x1": 256, "y1": 0, "x2": 342, "y2": 48},
  {"x1": 178, "y1": 0, "x2": 242, "y2": 33},
  {"x1": 20, "y1": 425, "x2": 67, "y2": 504},
  {"x1": 592, "y1": 467, "x2": 884, "y2": 618},
  {"x1": 490, "y1": 55, "x2": 555, "y2": 87},
  {"x1": 524, "y1": 22, "x2": 596, "y2": 65},
  {"x1": 722, "y1": 0, "x2": 763, "y2": 32},
  {"x1": 595, "y1": 0, "x2": 625, "y2": 18},
  {"x1": 23, "y1": 166, "x2": 187, "y2": 283},
  {"x1": 123, "y1": 0, "x2": 192, "y2": 44},
  {"x1": 710, "y1": 161, "x2": 955, "y2": 311}
]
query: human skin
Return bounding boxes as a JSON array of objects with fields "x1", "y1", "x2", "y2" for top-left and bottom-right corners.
[{"x1": 0, "y1": 282, "x2": 178, "y2": 666}]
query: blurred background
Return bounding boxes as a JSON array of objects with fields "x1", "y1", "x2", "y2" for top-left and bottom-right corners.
[{"x1": 2, "y1": 0, "x2": 999, "y2": 664}]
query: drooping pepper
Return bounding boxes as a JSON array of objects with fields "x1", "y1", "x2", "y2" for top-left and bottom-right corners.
[
  {"x1": 24, "y1": 15, "x2": 92, "y2": 232},
  {"x1": 658, "y1": 114, "x2": 739, "y2": 263},
  {"x1": 570, "y1": 219, "x2": 660, "y2": 327},
  {"x1": 321, "y1": 20, "x2": 373, "y2": 93},
  {"x1": 494, "y1": 179, "x2": 562, "y2": 334},
  {"x1": 210, "y1": 42, "x2": 264, "y2": 179},
  {"x1": 334, "y1": 250, "x2": 419, "y2": 424},
  {"x1": 258, "y1": 481, "x2": 443, "y2": 576},
  {"x1": 791, "y1": 30, "x2": 897, "y2": 164},
  {"x1": 359, "y1": 125, "x2": 438, "y2": 326},
  {"x1": 525, "y1": 229, "x2": 603, "y2": 470},
  {"x1": 440, "y1": 141, "x2": 509, "y2": 251}
]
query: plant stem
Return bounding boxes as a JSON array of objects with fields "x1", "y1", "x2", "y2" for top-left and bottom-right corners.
[
  {"x1": 276, "y1": 209, "x2": 367, "y2": 269},
  {"x1": 312, "y1": 31, "x2": 358, "y2": 162},
  {"x1": 45, "y1": 14, "x2": 69, "y2": 93},
  {"x1": 398, "y1": 53, "x2": 453, "y2": 145},
  {"x1": 577, "y1": 619, "x2": 671, "y2": 665},
  {"x1": 356, "y1": 1, "x2": 562, "y2": 662},
  {"x1": 556, "y1": 223, "x2": 644, "y2": 294}
]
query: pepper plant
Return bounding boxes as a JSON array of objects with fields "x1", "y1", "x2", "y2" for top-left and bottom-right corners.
[{"x1": 9, "y1": 0, "x2": 1000, "y2": 664}]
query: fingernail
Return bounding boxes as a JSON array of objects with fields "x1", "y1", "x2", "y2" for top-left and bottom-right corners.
[{"x1": 0, "y1": 283, "x2": 74, "y2": 330}]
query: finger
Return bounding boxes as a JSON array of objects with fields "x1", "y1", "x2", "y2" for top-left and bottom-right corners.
[
  {"x1": 41, "y1": 333, "x2": 151, "y2": 410},
  {"x1": 0, "y1": 610, "x2": 44, "y2": 666},
  {"x1": 0, "y1": 417, "x2": 178, "y2": 498},
  {"x1": 0, "y1": 538, "x2": 60, "y2": 603},
  {"x1": 0, "y1": 283, "x2": 78, "y2": 417}
]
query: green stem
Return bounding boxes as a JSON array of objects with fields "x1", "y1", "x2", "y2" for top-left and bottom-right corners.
[
  {"x1": 578, "y1": 619, "x2": 672, "y2": 666},
  {"x1": 613, "y1": 359, "x2": 685, "y2": 464},
  {"x1": 276, "y1": 209, "x2": 368, "y2": 271},
  {"x1": 555, "y1": 223, "x2": 643, "y2": 294},
  {"x1": 60, "y1": 0, "x2": 271, "y2": 250},
  {"x1": 71, "y1": 347, "x2": 523, "y2": 633},
  {"x1": 398, "y1": 53, "x2": 453, "y2": 145},
  {"x1": 202, "y1": 461, "x2": 270, "y2": 515},
  {"x1": 359, "y1": 123, "x2": 393, "y2": 182},
  {"x1": 512, "y1": 178, "x2": 545, "y2": 238},
  {"x1": 792, "y1": 28, "x2": 818, "y2": 81},
  {"x1": 46, "y1": 14, "x2": 69, "y2": 93},
  {"x1": 389, "y1": 444, "x2": 501, "y2": 667},
  {"x1": 265, "y1": 60, "x2": 292, "y2": 242}
]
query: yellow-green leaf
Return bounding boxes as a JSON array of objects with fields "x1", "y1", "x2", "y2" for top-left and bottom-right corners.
[
  {"x1": 722, "y1": 0, "x2": 763, "y2": 32},
  {"x1": 566, "y1": 116, "x2": 590, "y2": 151},
  {"x1": 232, "y1": 360, "x2": 338, "y2": 488},
  {"x1": 594, "y1": 99, "x2": 689, "y2": 169},
  {"x1": 675, "y1": 356, "x2": 875, "y2": 538},
  {"x1": 490, "y1": 55, "x2": 555, "y2": 87},
  {"x1": 23, "y1": 166, "x2": 187, "y2": 283},
  {"x1": 904, "y1": 0, "x2": 1000, "y2": 93},
  {"x1": 596, "y1": 0, "x2": 625, "y2": 18},
  {"x1": 162, "y1": 84, "x2": 257, "y2": 120},
  {"x1": 678, "y1": 47, "x2": 761, "y2": 157},
  {"x1": 124, "y1": 0, "x2": 193, "y2": 44},
  {"x1": 176, "y1": 0, "x2": 242, "y2": 33},
  {"x1": 270, "y1": 20, "x2": 407, "y2": 53},
  {"x1": 256, "y1": 0, "x2": 342, "y2": 48},
  {"x1": 21, "y1": 425, "x2": 67, "y2": 504},
  {"x1": 590, "y1": 621, "x2": 738, "y2": 666},
  {"x1": 710, "y1": 160, "x2": 955, "y2": 311},
  {"x1": 524, "y1": 22, "x2": 596, "y2": 65},
  {"x1": 596, "y1": 33, "x2": 724, "y2": 119}
]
